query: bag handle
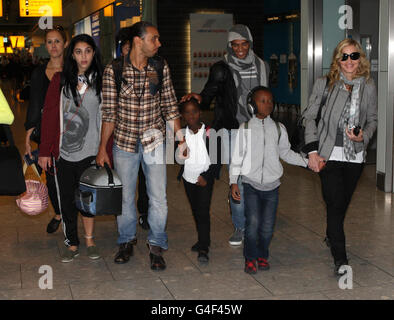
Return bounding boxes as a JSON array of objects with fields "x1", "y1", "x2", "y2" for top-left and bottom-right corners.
[
  {"x1": 300, "y1": 76, "x2": 330, "y2": 125},
  {"x1": 103, "y1": 162, "x2": 115, "y2": 187},
  {"x1": 92, "y1": 162, "x2": 115, "y2": 187},
  {"x1": 23, "y1": 161, "x2": 42, "y2": 180},
  {"x1": 316, "y1": 77, "x2": 330, "y2": 126}
]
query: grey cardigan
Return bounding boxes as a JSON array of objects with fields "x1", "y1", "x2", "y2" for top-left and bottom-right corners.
[{"x1": 303, "y1": 76, "x2": 378, "y2": 160}]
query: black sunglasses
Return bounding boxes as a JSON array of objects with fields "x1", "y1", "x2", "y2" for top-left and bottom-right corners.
[{"x1": 341, "y1": 52, "x2": 360, "y2": 61}]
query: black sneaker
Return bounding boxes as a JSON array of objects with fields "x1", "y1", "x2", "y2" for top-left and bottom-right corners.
[
  {"x1": 197, "y1": 250, "x2": 209, "y2": 263},
  {"x1": 114, "y1": 240, "x2": 136, "y2": 264},
  {"x1": 47, "y1": 217, "x2": 61, "y2": 234},
  {"x1": 334, "y1": 260, "x2": 349, "y2": 276}
]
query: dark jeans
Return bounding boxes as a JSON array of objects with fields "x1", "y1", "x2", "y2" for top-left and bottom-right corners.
[
  {"x1": 57, "y1": 156, "x2": 95, "y2": 247},
  {"x1": 182, "y1": 177, "x2": 215, "y2": 251},
  {"x1": 243, "y1": 183, "x2": 279, "y2": 260},
  {"x1": 319, "y1": 160, "x2": 364, "y2": 264}
]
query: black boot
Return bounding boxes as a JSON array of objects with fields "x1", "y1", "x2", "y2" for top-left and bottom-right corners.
[
  {"x1": 148, "y1": 244, "x2": 166, "y2": 271},
  {"x1": 114, "y1": 239, "x2": 136, "y2": 264}
]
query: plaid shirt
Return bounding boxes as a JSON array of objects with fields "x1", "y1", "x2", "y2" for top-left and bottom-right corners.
[{"x1": 102, "y1": 57, "x2": 180, "y2": 153}]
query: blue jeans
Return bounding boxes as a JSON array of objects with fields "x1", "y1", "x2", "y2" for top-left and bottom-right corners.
[
  {"x1": 113, "y1": 142, "x2": 168, "y2": 250},
  {"x1": 243, "y1": 183, "x2": 279, "y2": 260},
  {"x1": 229, "y1": 177, "x2": 245, "y2": 230},
  {"x1": 226, "y1": 130, "x2": 245, "y2": 230}
]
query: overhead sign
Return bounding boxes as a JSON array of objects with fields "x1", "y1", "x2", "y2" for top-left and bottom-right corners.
[
  {"x1": 91, "y1": 12, "x2": 100, "y2": 48},
  {"x1": 10, "y1": 36, "x2": 25, "y2": 48},
  {"x1": 19, "y1": 0, "x2": 62, "y2": 17},
  {"x1": 0, "y1": 47, "x2": 14, "y2": 54},
  {"x1": 190, "y1": 13, "x2": 233, "y2": 93}
]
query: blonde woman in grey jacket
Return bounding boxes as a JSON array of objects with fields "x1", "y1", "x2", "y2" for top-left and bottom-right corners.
[{"x1": 303, "y1": 39, "x2": 378, "y2": 276}]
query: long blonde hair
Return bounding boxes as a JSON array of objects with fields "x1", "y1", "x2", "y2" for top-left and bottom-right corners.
[{"x1": 327, "y1": 38, "x2": 370, "y2": 89}]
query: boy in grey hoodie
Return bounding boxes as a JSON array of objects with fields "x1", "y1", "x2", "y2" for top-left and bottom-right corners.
[{"x1": 230, "y1": 86, "x2": 308, "y2": 274}]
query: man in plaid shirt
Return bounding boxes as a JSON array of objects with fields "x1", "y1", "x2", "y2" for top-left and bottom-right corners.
[{"x1": 97, "y1": 21, "x2": 182, "y2": 271}]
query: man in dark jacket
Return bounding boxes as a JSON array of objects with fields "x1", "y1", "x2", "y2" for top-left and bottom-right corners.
[{"x1": 182, "y1": 24, "x2": 269, "y2": 247}]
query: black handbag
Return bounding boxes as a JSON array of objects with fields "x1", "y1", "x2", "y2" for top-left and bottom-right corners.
[
  {"x1": 30, "y1": 115, "x2": 41, "y2": 144},
  {"x1": 30, "y1": 125, "x2": 40, "y2": 144},
  {"x1": 290, "y1": 77, "x2": 329, "y2": 153},
  {"x1": 0, "y1": 125, "x2": 26, "y2": 195}
]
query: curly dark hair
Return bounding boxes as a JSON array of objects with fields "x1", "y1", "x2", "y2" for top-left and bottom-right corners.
[{"x1": 178, "y1": 97, "x2": 200, "y2": 114}]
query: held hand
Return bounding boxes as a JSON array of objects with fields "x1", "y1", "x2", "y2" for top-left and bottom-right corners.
[
  {"x1": 231, "y1": 184, "x2": 241, "y2": 201},
  {"x1": 38, "y1": 157, "x2": 52, "y2": 172},
  {"x1": 25, "y1": 129, "x2": 34, "y2": 158},
  {"x1": 177, "y1": 141, "x2": 190, "y2": 160},
  {"x1": 308, "y1": 152, "x2": 325, "y2": 173},
  {"x1": 180, "y1": 93, "x2": 202, "y2": 104},
  {"x1": 96, "y1": 148, "x2": 111, "y2": 168},
  {"x1": 196, "y1": 176, "x2": 207, "y2": 187},
  {"x1": 346, "y1": 127, "x2": 364, "y2": 142}
]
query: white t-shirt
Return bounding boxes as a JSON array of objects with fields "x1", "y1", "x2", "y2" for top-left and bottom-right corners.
[{"x1": 183, "y1": 124, "x2": 211, "y2": 184}]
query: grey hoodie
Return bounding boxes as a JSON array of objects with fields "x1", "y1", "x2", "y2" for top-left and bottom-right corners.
[{"x1": 229, "y1": 115, "x2": 307, "y2": 191}]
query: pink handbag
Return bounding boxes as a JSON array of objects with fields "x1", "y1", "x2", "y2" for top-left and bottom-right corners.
[{"x1": 16, "y1": 163, "x2": 48, "y2": 216}]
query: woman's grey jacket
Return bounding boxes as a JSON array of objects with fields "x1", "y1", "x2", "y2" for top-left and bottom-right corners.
[{"x1": 303, "y1": 76, "x2": 378, "y2": 160}]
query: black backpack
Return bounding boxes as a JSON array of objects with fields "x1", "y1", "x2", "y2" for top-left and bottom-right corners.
[{"x1": 111, "y1": 55, "x2": 165, "y2": 98}]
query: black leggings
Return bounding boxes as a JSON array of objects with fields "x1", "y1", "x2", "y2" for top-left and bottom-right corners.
[
  {"x1": 46, "y1": 170, "x2": 60, "y2": 215},
  {"x1": 57, "y1": 156, "x2": 95, "y2": 247},
  {"x1": 183, "y1": 177, "x2": 214, "y2": 251},
  {"x1": 319, "y1": 161, "x2": 364, "y2": 263}
]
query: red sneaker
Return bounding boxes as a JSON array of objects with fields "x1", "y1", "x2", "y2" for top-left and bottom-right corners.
[
  {"x1": 257, "y1": 257, "x2": 270, "y2": 270},
  {"x1": 244, "y1": 259, "x2": 257, "y2": 274}
]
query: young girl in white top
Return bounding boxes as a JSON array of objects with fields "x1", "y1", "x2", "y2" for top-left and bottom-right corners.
[{"x1": 178, "y1": 98, "x2": 221, "y2": 263}]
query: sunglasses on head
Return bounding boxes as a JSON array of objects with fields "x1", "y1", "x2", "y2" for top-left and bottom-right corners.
[
  {"x1": 341, "y1": 52, "x2": 360, "y2": 61},
  {"x1": 45, "y1": 25, "x2": 64, "y2": 33}
]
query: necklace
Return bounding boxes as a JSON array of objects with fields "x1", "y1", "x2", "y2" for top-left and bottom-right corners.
[{"x1": 132, "y1": 66, "x2": 147, "y2": 104}]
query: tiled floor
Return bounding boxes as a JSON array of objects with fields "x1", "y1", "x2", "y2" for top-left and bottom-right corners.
[{"x1": 0, "y1": 81, "x2": 393, "y2": 300}]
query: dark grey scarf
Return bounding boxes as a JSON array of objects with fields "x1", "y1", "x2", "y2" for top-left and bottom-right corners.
[{"x1": 224, "y1": 24, "x2": 267, "y2": 122}]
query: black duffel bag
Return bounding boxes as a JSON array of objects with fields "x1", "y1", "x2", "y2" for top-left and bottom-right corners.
[{"x1": 0, "y1": 125, "x2": 26, "y2": 195}]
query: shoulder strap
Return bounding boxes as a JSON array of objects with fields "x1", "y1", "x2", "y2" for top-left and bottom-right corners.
[
  {"x1": 316, "y1": 76, "x2": 329, "y2": 125},
  {"x1": 59, "y1": 72, "x2": 65, "y2": 89},
  {"x1": 274, "y1": 121, "x2": 281, "y2": 143},
  {"x1": 112, "y1": 57, "x2": 124, "y2": 97},
  {"x1": 148, "y1": 55, "x2": 165, "y2": 90}
]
